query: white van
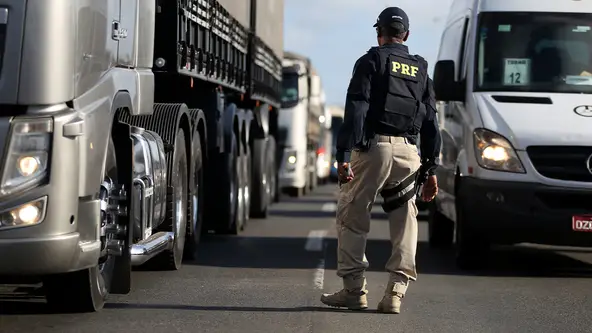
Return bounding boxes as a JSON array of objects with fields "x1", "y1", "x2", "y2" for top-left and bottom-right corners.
[{"x1": 429, "y1": 0, "x2": 592, "y2": 269}]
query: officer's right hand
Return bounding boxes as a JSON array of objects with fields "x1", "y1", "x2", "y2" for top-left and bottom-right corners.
[
  {"x1": 421, "y1": 175, "x2": 438, "y2": 202},
  {"x1": 337, "y1": 163, "x2": 354, "y2": 183}
]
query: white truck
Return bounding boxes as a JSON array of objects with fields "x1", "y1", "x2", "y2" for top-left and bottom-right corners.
[
  {"x1": 278, "y1": 51, "x2": 325, "y2": 197},
  {"x1": 0, "y1": 0, "x2": 284, "y2": 312}
]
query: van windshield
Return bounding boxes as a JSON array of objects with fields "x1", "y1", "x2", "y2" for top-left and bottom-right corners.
[{"x1": 475, "y1": 12, "x2": 592, "y2": 94}]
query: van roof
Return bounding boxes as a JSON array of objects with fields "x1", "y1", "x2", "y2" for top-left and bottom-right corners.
[{"x1": 477, "y1": 0, "x2": 592, "y2": 13}]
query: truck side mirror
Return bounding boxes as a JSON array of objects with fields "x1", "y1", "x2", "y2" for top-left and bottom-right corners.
[{"x1": 433, "y1": 60, "x2": 465, "y2": 102}]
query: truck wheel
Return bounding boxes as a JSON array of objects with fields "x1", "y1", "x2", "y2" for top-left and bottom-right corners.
[
  {"x1": 214, "y1": 130, "x2": 240, "y2": 234},
  {"x1": 154, "y1": 128, "x2": 189, "y2": 270},
  {"x1": 243, "y1": 143, "x2": 252, "y2": 225},
  {"x1": 250, "y1": 138, "x2": 269, "y2": 218},
  {"x1": 266, "y1": 136, "x2": 279, "y2": 203},
  {"x1": 184, "y1": 131, "x2": 204, "y2": 260},
  {"x1": 286, "y1": 187, "x2": 304, "y2": 198},
  {"x1": 427, "y1": 201, "x2": 454, "y2": 249},
  {"x1": 310, "y1": 167, "x2": 318, "y2": 191},
  {"x1": 236, "y1": 143, "x2": 247, "y2": 231},
  {"x1": 44, "y1": 137, "x2": 125, "y2": 312},
  {"x1": 455, "y1": 182, "x2": 490, "y2": 270}
]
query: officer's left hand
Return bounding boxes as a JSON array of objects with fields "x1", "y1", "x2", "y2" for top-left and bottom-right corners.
[
  {"x1": 338, "y1": 163, "x2": 354, "y2": 183},
  {"x1": 421, "y1": 175, "x2": 438, "y2": 202}
]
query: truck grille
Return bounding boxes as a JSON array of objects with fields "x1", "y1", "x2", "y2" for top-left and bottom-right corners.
[{"x1": 527, "y1": 146, "x2": 592, "y2": 182}]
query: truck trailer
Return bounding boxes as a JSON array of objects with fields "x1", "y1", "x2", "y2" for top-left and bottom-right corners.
[
  {"x1": 0, "y1": 0, "x2": 283, "y2": 312},
  {"x1": 278, "y1": 51, "x2": 325, "y2": 197}
]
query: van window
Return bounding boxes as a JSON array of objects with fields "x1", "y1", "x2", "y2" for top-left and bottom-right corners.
[{"x1": 474, "y1": 12, "x2": 592, "y2": 93}]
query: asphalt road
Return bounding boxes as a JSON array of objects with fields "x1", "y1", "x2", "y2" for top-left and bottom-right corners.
[{"x1": 2, "y1": 184, "x2": 592, "y2": 333}]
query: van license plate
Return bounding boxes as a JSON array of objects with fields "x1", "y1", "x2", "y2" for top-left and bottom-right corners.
[{"x1": 572, "y1": 215, "x2": 592, "y2": 232}]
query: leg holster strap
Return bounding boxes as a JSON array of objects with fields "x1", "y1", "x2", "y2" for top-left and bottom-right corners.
[{"x1": 380, "y1": 171, "x2": 417, "y2": 213}]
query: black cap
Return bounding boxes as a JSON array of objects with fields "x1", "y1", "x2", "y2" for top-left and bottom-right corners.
[{"x1": 373, "y1": 7, "x2": 409, "y2": 31}]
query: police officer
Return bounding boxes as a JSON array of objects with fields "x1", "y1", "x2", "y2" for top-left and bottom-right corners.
[{"x1": 320, "y1": 7, "x2": 441, "y2": 314}]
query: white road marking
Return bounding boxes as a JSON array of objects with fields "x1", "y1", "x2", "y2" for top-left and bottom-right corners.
[
  {"x1": 306, "y1": 230, "x2": 328, "y2": 290},
  {"x1": 305, "y1": 230, "x2": 327, "y2": 252},
  {"x1": 321, "y1": 202, "x2": 337, "y2": 212},
  {"x1": 313, "y1": 259, "x2": 326, "y2": 290}
]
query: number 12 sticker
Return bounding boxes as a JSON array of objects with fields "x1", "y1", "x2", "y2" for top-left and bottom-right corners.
[{"x1": 503, "y1": 58, "x2": 531, "y2": 86}]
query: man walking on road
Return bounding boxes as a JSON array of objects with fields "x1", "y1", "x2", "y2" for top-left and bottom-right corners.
[{"x1": 320, "y1": 7, "x2": 442, "y2": 314}]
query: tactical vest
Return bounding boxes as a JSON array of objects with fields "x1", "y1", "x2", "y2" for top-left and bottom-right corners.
[{"x1": 369, "y1": 47, "x2": 428, "y2": 138}]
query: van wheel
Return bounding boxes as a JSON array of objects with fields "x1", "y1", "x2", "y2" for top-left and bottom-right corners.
[
  {"x1": 44, "y1": 137, "x2": 125, "y2": 312},
  {"x1": 427, "y1": 201, "x2": 454, "y2": 248},
  {"x1": 455, "y1": 182, "x2": 490, "y2": 270}
]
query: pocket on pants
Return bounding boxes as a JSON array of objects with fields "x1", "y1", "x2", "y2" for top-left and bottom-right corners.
[{"x1": 336, "y1": 184, "x2": 354, "y2": 224}]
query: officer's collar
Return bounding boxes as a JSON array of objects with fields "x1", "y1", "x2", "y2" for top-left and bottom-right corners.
[{"x1": 381, "y1": 42, "x2": 408, "y2": 52}]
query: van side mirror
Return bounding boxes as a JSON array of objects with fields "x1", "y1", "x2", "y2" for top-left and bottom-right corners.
[{"x1": 433, "y1": 60, "x2": 464, "y2": 102}]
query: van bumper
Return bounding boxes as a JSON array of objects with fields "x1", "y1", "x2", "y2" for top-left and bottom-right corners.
[{"x1": 459, "y1": 177, "x2": 592, "y2": 247}]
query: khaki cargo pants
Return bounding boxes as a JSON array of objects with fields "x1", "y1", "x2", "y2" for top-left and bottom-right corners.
[{"x1": 336, "y1": 135, "x2": 421, "y2": 295}]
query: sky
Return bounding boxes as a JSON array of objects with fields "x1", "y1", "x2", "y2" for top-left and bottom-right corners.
[{"x1": 283, "y1": 0, "x2": 454, "y2": 107}]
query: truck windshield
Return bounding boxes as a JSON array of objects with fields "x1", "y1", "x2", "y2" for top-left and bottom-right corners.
[
  {"x1": 281, "y1": 73, "x2": 299, "y2": 107},
  {"x1": 475, "y1": 12, "x2": 592, "y2": 94}
]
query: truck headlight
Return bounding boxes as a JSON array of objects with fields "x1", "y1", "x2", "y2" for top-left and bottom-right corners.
[
  {"x1": 0, "y1": 118, "x2": 53, "y2": 196},
  {"x1": 285, "y1": 149, "x2": 297, "y2": 164},
  {"x1": 473, "y1": 128, "x2": 525, "y2": 173},
  {"x1": 0, "y1": 197, "x2": 47, "y2": 228}
]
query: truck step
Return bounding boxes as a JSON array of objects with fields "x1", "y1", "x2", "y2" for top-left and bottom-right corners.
[{"x1": 130, "y1": 231, "x2": 174, "y2": 266}]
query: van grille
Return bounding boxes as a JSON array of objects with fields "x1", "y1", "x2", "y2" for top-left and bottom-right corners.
[{"x1": 526, "y1": 146, "x2": 592, "y2": 182}]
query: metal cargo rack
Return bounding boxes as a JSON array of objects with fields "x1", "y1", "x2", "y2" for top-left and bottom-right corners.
[
  {"x1": 154, "y1": 0, "x2": 249, "y2": 92},
  {"x1": 154, "y1": 0, "x2": 281, "y2": 107},
  {"x1": 248, "y1": 34, "x2": 282, "y2": 108}
]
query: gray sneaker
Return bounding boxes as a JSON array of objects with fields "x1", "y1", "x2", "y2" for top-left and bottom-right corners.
[{"x1": 320, "y1": 289, "x2": 368, "y2": 310}]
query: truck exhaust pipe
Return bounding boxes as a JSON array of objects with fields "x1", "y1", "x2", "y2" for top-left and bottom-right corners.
[{"x1": 130, "y1": 231, "x2": 175, "y2": 266}]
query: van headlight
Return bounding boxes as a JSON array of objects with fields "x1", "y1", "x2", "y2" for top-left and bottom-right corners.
[
  {"x1": 473, "y1": 128, "x2": 525, "y2": 173},
  {"x1": 0, "y1": 118, "x2": 53, "y2": 196}
]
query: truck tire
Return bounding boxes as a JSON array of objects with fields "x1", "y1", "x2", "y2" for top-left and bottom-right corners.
[
  {"x1": 427, "y1": 201, "x2": 454, "y2": 248},
  {"x1": 286, "y1": 187, "x2": 304, "y2": 198},
  {"x1": 44, "y1": 137, "x2": 125, "y2": 312},
  {"x1": 310, "y1": 166, "x2": 318, "y2": 191},
  {"x1": 152, "y1": 128, "x2": 189, "y2": 270},
  {"x1": 455, "y1": 181, "x2": 490, "y2": 270},
  {"x1": 250, "y1": 138, "x2": 269, "y2": 218},
  {"x1": 184, "y1": 131, "x2": 204, "y2": 260},
  {"x1": 236, "y1": 142, "x2": 247, "y2": 231},
  {"x1": 267, "y1": 136, "x2": 279, "y2": 203},
  {"x1": 243, "y1": 143, "x2": 252, "y2": 224},
  {"x1": 214, "y1": 130, "x2": 240, "y2": 234}
]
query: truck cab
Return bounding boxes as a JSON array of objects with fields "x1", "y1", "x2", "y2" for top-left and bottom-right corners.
[
  {"x1": 278, "y1": 52, "x2": 324, "y2": 197},
  {"x1": 429, "y1": 0, "x2": 592, "y2": 269}
]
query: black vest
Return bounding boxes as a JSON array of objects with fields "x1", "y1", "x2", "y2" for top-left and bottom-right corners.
[{"x1": 367, "y1": 46, "x2": 428, "y2": 138}]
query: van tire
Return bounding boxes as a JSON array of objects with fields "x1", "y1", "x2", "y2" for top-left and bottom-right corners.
[
  {"x1": 455, "y1": 182, "x2": 490, "y2": 270},
  {"x1": 427, "y1": 201, "x2": 454, "y2": 248}
]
